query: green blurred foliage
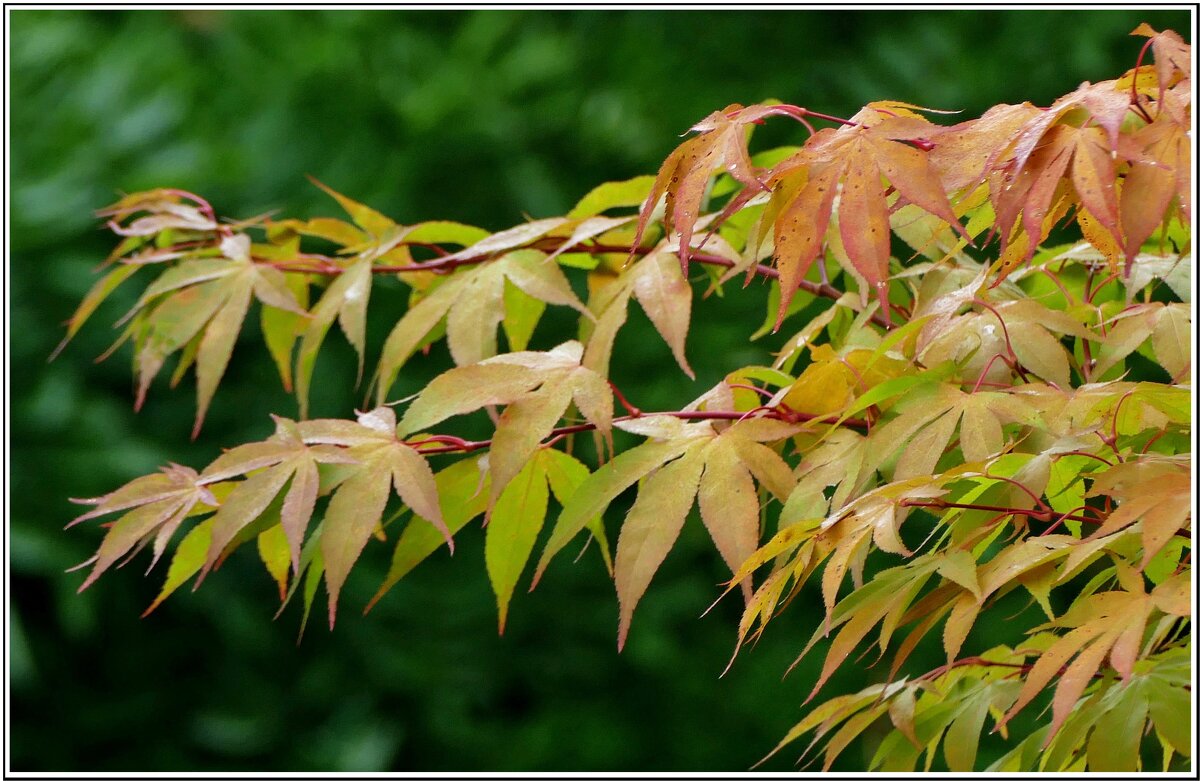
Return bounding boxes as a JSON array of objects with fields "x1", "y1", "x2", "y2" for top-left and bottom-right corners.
[{"x1": 9, "y1": 8, "x2": 1188, "y2": 771}]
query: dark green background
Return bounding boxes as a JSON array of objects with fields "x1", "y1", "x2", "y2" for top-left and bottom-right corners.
[{"x1": 9, "y1": 8, "x2": 1190, "y2": 772}]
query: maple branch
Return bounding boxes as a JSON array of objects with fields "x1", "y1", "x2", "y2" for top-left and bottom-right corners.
[
  {"x1": 413, "y1": 406, "x2": 868, "y2": 456},
  {"x1": 160, "y1": 188, "x2": 227, "y2": 237},
  {"x1": 608, "y1": 380, "x2": 643, "y2": 417},
  {"x1": 913, "y1": 656, "x2": 1031, "y2": 682},
  {"x1": 901, "y1": 499, "x2": 1092, "y2": 525},
  {"x1": 247, "y1": 234, "x2": 893, "y2": 328},
  {"x1": 974, "y1": 298, "x2": 1030, "y2": 383},
  {"x1": 901, "y1": 498, "x2": 1190, "y2": 540},
  {"x1": 1129, "y1": 35, "x2": 1157, "y2": 123}
]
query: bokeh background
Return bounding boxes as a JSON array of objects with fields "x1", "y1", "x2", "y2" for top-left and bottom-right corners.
[{"x1": 9, "y1": 8, "x2": 1191, "y2": 772}]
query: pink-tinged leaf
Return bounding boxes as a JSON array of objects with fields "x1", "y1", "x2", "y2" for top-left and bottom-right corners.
[
  {"x1": 501, "y1": 250, "x2": 589, "y2": 314},
  {"x1": 837, "y1": 150, "x2": 891, "y2": 294},
  {"x1": 387, "y1": 443, "x2": 448, "y2": 550},
  {"x1": 978, "y1": 537, "x2": 1073, "y2": 598},
  {"x1": 1138, "y1": 490, "x2": 1191, "y2": 569},
  {"x1": 134, "y1": 282, "x2": 229, "y2": 411},
  {"x1": 336, "y1": 260, "x2": 373, "y2": 379},
  {"x1": 997, "y1": 621, "x2": 1108, "y2": 731},
  {"x1": 1008, "y1": 321, "x2": 1071, "y2": 389},
  {"x1": 250, "y1": 265, "x2": 307, "y2": 315},
  {"x1": 1131, "y1": 23, "x2": 1191, "y2": 87},
  {"x1": 204, "y1": 464, "x2": 295, "y2": 572},
  {"x1": 547, "y1": 215, "x2": 636, "y2": 260},
  {"x1": 1151, "y1": 304, "x2": 1190, "y2": 380},
  {"x1": 1020, "y1": 129, "x2": 1075, "y2": 251},
  {"x1": 1070, "y1": 127, "x2": 1121, "y2": 242},
  {"x1": 397, "y1": 362, "x2": 544, "y2": 435},
  {"x1": 569, "y1": 367, "x2": 614, "y2": 444},
  {"x1": 280, "y1": 456, "x2": 320, "y2": 574},
  {"x1": 438, "y1": 217, "x2": 569, "y2": 263},
  {"x1": 78, "y1": 498, "x2": 195, "y2": 592},
  {"x1": 893, "y1": 409, "x2": 959, "y2": 480},
  {"x1": 321, "y1": 446, "x2": 394, "y2": 626},
  {"x1": 193, "y1": 273, "x2": 254, "y2": 437},
  {"x1": 615, "y1": 448, "x2": 706, "y2": 650},
  {"x1": 667, "y1": 136, "x2": 724, "y2": 270},
  {"x1": 69, "y1": 471, "x2": 186, "y2": 526},
  {"x1": 887, "y1": 687, "x2": 920, "y2": 749},
  {"x1": 632, "y1": 250, "x2": 694, "y2": 378},
  {"x1": 698, "y1": 438, "x2": 758, "y2": 602},
  {"x1": 446, "y1": 264, "x2": 505, "y2": 367},
  {"x1": 1149, "y1": 572, "x2": 1190, "y2": 616},
  {"x1": 488, "y1": 382, "x2": 573, "y2": 506},
  {"x1": 958, "y1": 395, "x2": 1004, "y2": 463},
  {"x1": 1108, "y1": 598, "x2": 1150, "y2": 679},
  {"x1": 1047, "y1": 634, "x2": 1116, "y2": 745},
  {"x1": 199, "y1": 439, "x2": 296, "y2": 484},
  {"x1": 485, "y1": 459, "x2": 550, "y2": 634},
  {"x1": 1084, "y1": 470, "x2": 1190, "y2": 565},
  {"x1": 632, "y1": 143, "x2": 691, "y2": 255},
  {"x1": 929, "y1": 103, "x2": 1041, "y2": 192},
  {"x1": 820, "y1": 528, "x2": 871, "y2": 621},
  {"x1": 810, "y1": 569, "x2": 930, "y2": 698},
  {"x1": 132, "y1": 259, "x2": 240, "y2": 312},
  {"x1": 866, "y1": 135, "x2": 964, "y2": 233},
  {"x1": 1091, "y1": 309, "x2": 1156, "y2": 377},
  {"x1": 1119, "y1": 142, "x2": 1177, "y2": 261},
  {"x1": 772, "y1": 162, "x2": 842, "y2": 326},
  {"x1": 581, "y1": 288, "x2": 632, "y2": 378}
]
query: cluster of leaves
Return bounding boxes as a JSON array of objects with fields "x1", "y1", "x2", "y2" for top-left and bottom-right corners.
[{"x1": 61, "y1": 24, "x2": 1191, "y2": 770}]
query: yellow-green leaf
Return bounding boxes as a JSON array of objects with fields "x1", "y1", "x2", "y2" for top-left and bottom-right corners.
[{"x1": 485, "y1": 459, "x2": 550, "y2": 633}]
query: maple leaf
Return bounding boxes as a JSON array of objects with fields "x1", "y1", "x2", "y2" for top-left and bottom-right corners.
[
  {"x1": 982, "y1": 79, "x2": 1153, "y2": 277},
  {"x1": 195, "y1": 414, "x2": 357, "y2": 576},
  {"x1": 927, "y1": 103, "x2": 1042, "y2": 195},
  {"x1": 100, "y1": 233, "x2": 307, "y2": 434},
  {"x1": 365, "y1": 455, "x2": 491, "y2": 612},
  {"x1": 374, "y1": 250, "x2": 589, "y2": 404},
  {"x1": 1118, "y1": 115, "x2": 1191, "y2": 264},
  {"x1": 96, "y1": 190, "x2": 221, "y2": 237},
  {"x1": 397, "y1": 341, "x2": 612, "y2": 504},
  {"x1": 631, "y1": 103, "x2": 782, "y2": 273},
  {"x1": 996, "y1": 587, "x2": 1154, "y2": 744},
  {"x1": 539, "y1": 409, "x2": 800, "y2": 649},
  {"x1": 67, "y1": 464, "x2": 219, "y2": 592},
  {"x1": 288, "y1": 406, "x2": 447, "y2": 626},
  {"x1": 581, "y1": 246, "x2": 697, "y2": 378},
  {"x1": 1084, "y1": 460, "x2": 1191, "y2": 567},
  {"x1": 766, "y1": 109, "x2": 966, "y2": 324},
  {"x1": 1131, "y1": 23, "x2": 1191, "y2": 93},
  {"x1": 484, "y1": 448, "x2": 602, "y2": 634}
]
